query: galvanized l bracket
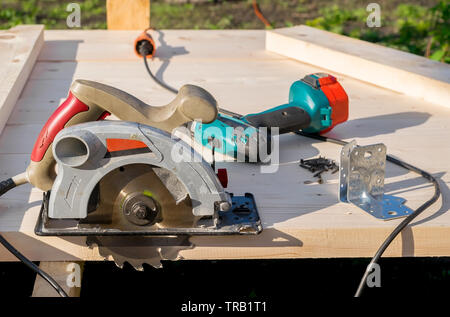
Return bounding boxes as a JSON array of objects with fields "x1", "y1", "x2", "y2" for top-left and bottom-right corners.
[{"x1": 339, "y1": 140, "x2": 413, "y2": 220}]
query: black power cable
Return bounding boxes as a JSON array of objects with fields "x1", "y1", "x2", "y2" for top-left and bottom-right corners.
[
  {"x1": 141, "y1": 51, "x2": 441, "y2": 297},
  {"x1": 142, "y1": 56, "x2": 178, "y2": 94},
  {"x1": 0, "y1": 178, "x2": 68, "y2": 297}
]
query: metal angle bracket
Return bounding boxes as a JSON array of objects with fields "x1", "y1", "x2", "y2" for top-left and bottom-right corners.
[{"x1": 339, "y1": 140, "x2": 413, "y2": 220}]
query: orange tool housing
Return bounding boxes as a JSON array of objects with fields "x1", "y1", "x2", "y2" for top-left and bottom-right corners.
[
  {"x1": 318, "y1": 75, "x2": 349, "y2": 133},
  {"x1": 134, "y1": 29, "x2": 156, "y2": 58}
]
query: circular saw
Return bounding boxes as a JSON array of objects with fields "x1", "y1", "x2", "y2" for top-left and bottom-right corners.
[
  {"x1": 35, "y1": 120, "x2": 261, "y2": 234},
  {"x1": 34, "y1": 120, "x2": 261, "y2": 267},
  {"x1": 8, "y1": 79, "x2": 261, "y2": 269}
]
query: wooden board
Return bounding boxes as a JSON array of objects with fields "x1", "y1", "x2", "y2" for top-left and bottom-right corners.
[
  {"x1": 106, "y1": 0, "x2": 150, "y2": 30},
  {"x1": 266, "y1": 25, "x2": 450, "y2": 109},
  {"x1": 0, "y1": 29, "x2": 449, "y2": 262},
  {"x1": 0, "y1": 25, "x2": 43, "y2": 136}
]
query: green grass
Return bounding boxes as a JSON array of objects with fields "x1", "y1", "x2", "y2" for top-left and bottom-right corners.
[
  {"x1": 0, "y1": 0, "x2": 106, "y2": 29},
  {"x1": 0, "y1": 0, "x2": 448, "y2": 62},
  {"x1": 306, "y1": 1, "x2": 449, "y2": 63}
]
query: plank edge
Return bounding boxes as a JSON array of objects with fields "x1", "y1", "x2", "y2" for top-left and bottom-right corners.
[{"x1": 266, "y1": 26, "x2": 450, "y2": 108}]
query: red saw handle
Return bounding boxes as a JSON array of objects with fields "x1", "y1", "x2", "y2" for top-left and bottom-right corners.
[
  {"x1": 27, "y1": 92, "x2": 109, "y2": 191},
  {"x1": 31, "y1": 92, "x2": 109, "y2": 162}
]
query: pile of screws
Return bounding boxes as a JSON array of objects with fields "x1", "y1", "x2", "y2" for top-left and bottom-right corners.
[{"x1": 299, "y1": 156, "x2": 339, "y2": 184}]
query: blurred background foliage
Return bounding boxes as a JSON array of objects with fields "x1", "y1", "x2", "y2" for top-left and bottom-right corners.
[
  {"x1": 0, "y1": 0, "x2": 448, "y2": 62},
  {"x1": 0, "y1": 0, "x2": 107, "y2": 28}
]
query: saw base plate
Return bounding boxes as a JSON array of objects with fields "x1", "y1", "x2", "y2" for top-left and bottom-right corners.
[{"x1": 35, "y1": 192, "x2": 262, "y2": 236}]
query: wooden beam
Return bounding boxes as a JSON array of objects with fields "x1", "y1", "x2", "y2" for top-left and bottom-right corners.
[
  {"x1": 107, "y1": 0, "x2": 150, "y2": 30},
  {"x1": 266, "y1": 25, "x2": 450, "y2": 108},
  {"x1": 32, "y1": 262, "x2": 84, "y2": 297},
  {"x1": 0, "y1": 25, "x2": 44, "y2": 136}
]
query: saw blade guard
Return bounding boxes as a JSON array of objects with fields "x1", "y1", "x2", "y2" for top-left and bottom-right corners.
[{"x1": 49, "y1": 121, "x2": 231, "y2": 219}]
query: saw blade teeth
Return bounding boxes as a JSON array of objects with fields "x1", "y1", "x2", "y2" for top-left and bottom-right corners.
[
  {"x1": 128, "y1": 261, "x2": 145, "y2": 271},
  {"x1": 127, "y1": 259, "x2": 140, "y2": 270},
  {"x1": 148, "y1": 260, "x2": 163, "y2": 269},
  {"x1": 85, "y1": 236, "x2": 193, "y2": 270},
  {"x1": 135, "y1": 265, "x2": 144, "y2": 272},
  {"x1": 114, "y1": 260, "x2": 125, "y2": 269}
]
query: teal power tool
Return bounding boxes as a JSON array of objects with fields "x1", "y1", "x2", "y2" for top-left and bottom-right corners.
[
  {"x1": 135, "y1": 36, "x2": 349, "y2": 161},
  {"x1": 193, "y1": 73, "x2": 349, "y2": 160}
]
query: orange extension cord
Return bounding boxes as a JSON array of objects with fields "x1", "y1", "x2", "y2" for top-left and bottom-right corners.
[{"x1": 252, "y1": 0, "x2": 271, "y2": 27}]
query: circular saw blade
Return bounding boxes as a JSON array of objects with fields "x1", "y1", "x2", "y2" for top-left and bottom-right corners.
[
  {"x1": 85, "y1": 164, "x2": 199, "y2": 230},
  {"x1": 87, "y1": 236, "x2": 194, "y2": 270},
  {"x1": 113, "y1": 166, "x2": 198, "y2": 229},
  {"x1": 84, "y1": 164, "x2": 198, "y2": 269}
]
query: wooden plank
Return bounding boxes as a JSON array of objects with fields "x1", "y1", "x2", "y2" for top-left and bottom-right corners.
[
  {"x1": 0, "y1": 25, "x2": 43, "y2": 136},
  {"x1": 106, "y1": 0, "x2": 150, "y2": 30},
  {"x1": 266, "y1": 25, "x2": 450, "y2": 108},
  {"x1": 38, "y1": 30, "x2": 276, "y2": 62},
  {"x1": 0, "y1": 29, "x2": 449, "y2": 262},
  {"x1": 32, "y1": 262, "x2": 83, "y2": 297}
]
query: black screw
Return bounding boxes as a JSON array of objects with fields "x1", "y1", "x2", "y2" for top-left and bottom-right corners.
[{"x1": 300, "y1": 156, "x2": 339, "y2": 183}]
